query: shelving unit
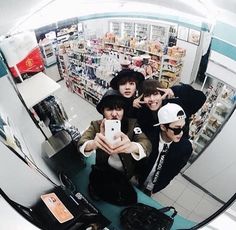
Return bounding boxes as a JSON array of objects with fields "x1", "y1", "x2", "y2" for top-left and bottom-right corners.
[
  {"x1": 106, "y1": 20, "x2": 183, "y2": 86},
  {"x1": 159, "y1": 56, "x2": 183, "y2": 87},
  {"x1": 57, "y1": 28, "x2": 185, "y2": 106},
  {"x1": 57, "y1": 53, "x2": 69, "y2": 80},
  {"x1": 39, "y1": 42, "x2": 57, "y2": 67},
  {"x1": 61, "y1": 42, "x2": 110, "y2": 106},
  {"x1": 189, "y1": 79, "x2": 236, "y2": 163},
  {"x1": 103, "y1": 41, "x2": 163, "y2": 79},
  {"x1": 56, "y1": 23, "x2": 78, "y2": 43},
  {"x1": 158, "y1": 46, "x2": 186, "y2": 87}
]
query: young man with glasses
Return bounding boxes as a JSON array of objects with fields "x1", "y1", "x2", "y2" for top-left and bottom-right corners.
[{"x1": 136, "y1": 103, "x2": 192, "y2": 196}]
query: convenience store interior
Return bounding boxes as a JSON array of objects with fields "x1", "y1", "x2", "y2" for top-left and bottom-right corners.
[
  {"x1": 45, "y1": 65, "x2": 223, "y2": 224},
  {"x1": 0, "y1": 0, "x2": 236, "y2": 229}
]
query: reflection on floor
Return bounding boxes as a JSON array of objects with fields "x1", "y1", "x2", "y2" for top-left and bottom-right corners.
[{"x1": 45, "y1": 65, "x2": 223, "y2": 223}]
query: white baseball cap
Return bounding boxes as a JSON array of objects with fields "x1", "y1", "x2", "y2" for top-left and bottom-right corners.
[{"x1": 154, "y1": 103, "x2": 186, "y2": 126}]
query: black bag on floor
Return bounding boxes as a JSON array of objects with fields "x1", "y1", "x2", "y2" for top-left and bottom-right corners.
[
  {"x1": 88, "y1": 164, "x2": 137, "y2": 206},
  {"x1": 31, "y1": 186, "x2": 110, "y2": 230},
  {"x1": 120, "y1": 203, "x2": 177, "y2": 230}
]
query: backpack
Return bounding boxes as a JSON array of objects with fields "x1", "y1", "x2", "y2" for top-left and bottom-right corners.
[{"x1": 120, "y1": 203, "x2": 177, "y2": 230}]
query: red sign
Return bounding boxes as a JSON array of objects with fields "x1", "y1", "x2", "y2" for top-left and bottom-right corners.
[{"x1": 9, "y1": 47, "x2": 44, "y2": 77}]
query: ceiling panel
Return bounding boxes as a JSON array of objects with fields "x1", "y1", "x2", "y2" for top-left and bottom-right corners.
[{"x1": 0, "y1": 0, "x2": 236, "y2": 36}]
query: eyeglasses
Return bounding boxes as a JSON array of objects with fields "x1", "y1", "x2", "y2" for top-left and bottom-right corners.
[{"x1": 166, "y1": 125, "x2": 186, "y2": 135}]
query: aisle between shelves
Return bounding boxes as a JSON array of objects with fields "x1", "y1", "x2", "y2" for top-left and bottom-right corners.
[{"x1": 56, "y1": 36, "x2": 186, "y2": 106}]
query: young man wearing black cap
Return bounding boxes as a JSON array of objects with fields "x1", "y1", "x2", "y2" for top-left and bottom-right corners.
[
  {"x1": 136, "y1": 103, "x2": 192, "y2": 196},
  {"x1": 78, "y1": 89, "x2": 152, "y2": 179}
]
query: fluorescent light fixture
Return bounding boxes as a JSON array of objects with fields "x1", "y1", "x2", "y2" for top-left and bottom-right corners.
[{"x1": 9, "y1": 0, "x2": 215, "y2": 34}]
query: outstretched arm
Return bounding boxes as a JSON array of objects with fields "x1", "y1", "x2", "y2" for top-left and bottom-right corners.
[{"x1": 171, "y1": 83, "x2": 206, "y2": 115}]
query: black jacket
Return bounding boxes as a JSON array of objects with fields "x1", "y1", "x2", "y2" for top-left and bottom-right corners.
[
  {"x1": 137, "y1": 127, "x2": 192, "y2": 193},
  {"x1": 134, "y1": 84, "x2": 203, "y2": 192},
  {"x1": 78, "y1": 118, "x2": 152, "y2": 179},
  {"x1": 132, "y1": 83, "x2": 206, "y2": 138}
]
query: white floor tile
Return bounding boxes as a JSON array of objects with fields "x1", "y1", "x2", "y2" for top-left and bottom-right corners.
[
  {"x1": 203, "y1": 193, "x2": 223, "y2": 210},
  {"x1": 160, "y1": 178, "x2": 187, "y2": 201},
  {"x1": 44, "y1": 64, "x2": 61, "y2": 82},
  {"x1": 152, "y1": 192, "x2": 175, "y2": 207},
  {"x1": 188, "y1": 211, "x2": 205, "y2": 223},
  {"x1": 175, "y1": 187, "x2": 203, "y2": 212},
  {"x1": 193, "y1": 197, "x2": 223, "y2": 219},
  {"x1": 187, "y1": 182, "x2": 205, "y2": 197},
  {"x1": 51, "y1": 79, "x2": 101, "y2": 131},
  {"x1": 175, "y1": 174, "x2": 190, "y2": 186}
]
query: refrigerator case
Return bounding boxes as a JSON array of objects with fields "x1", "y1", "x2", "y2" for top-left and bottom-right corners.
[
  {"x1": 189, "y1": 78, "x2": 236, "y2": 164},
  {"x1": 39, "y1": 41, "x2": 57, "y2": 67}
]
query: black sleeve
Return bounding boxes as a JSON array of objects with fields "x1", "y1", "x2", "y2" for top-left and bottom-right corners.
[{"x1": 171, "y1": 84, "x2": 206, "y2": 116}]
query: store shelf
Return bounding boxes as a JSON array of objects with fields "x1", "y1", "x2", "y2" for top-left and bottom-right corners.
[
  {"x1": 17, "y1": 72, "x2": 61, "y2": 108},
  {"x1": 136, "y1": 49, "x2": 163, "y2": 57},
  {"x1": 189, "y1": 78, "x2": 236, "y2": 165}
]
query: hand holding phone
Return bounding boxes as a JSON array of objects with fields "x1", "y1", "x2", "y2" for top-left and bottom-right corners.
[{"x1": 104, "y1": 120, "x2": 121, "y2": 145}]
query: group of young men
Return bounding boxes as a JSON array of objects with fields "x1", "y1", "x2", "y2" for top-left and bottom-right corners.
[{"x1": 78, "y1": 69, "x2": 206, "y2": 197}]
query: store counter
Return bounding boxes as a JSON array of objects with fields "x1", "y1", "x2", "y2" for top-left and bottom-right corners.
[{"x1": 66, "y1": 155, "x2": 196, "y2": 230}]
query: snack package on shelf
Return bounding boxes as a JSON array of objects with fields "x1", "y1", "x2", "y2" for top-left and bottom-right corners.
[
  {"x1": 148, "y1": 41, "x2": 163, "y2": 55},
  {"x1": 104, "y1": 32, "x2": 116, "y2": 43},
  {"x1": 167, "y1": 46, "x2": 186, "y2": 58},
  {"x1": 129, "y1": 37, "x2": 136, "y2": 49}
]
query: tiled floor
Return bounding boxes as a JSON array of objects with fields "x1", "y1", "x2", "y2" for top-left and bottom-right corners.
[{"x1": 45, "y1": 65, "x2": 223, "y2": 224}]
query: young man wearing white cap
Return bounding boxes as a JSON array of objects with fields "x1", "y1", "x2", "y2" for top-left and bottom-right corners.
[{"x1": 136, "y1": 103, "x2": 192, "y2": 196}]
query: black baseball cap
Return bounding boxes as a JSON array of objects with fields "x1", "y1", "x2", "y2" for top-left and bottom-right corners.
[{"x1": 96, "y1": 89, "x2": 128, "y2": 114}]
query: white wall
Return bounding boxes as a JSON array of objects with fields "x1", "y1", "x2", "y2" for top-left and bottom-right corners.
[
  {"x1": 210, "y1": 51, "x2": 236, "y2": 79},
  {"x1": 0, "y1": 141, "x2": 54, "y2": 206},
  {"x1": 184, "y1": 107, "x2": 236, "y2": 202},
  {"x1": 83, "y1": 18, "x2": 109, "y2": 39},
  {"x1": 177, "y1": 39, "x2": 198, "y2": 84},
  {"x1": 0, "y1": 74, "x2": 58, "y2": 205}
]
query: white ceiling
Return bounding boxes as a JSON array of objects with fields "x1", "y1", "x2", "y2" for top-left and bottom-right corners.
[{"x1": 0, "y1": 0, "x2": 236, "y2": 36}]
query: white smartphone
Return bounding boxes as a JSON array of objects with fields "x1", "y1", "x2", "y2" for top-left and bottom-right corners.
[{"x1": 105, "y1": 120, "x2": 121, "y2": 144}]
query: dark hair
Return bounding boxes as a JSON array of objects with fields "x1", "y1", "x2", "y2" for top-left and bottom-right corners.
[
  {"x1": 139, "y1": 79, "x2": 164, "y2": 97},
  {"x1": 117, "y1": 75, "x2": 138, "y2": 86},
  {"x1": 100, "y1": 96, "x2": 127, "y2": 114},
  {"x1": 101, "y1": 96, "x2": 129, "y2": 133},
  {"x1": 110, "y1": 69, "x2": 144, "y2": 90}
]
